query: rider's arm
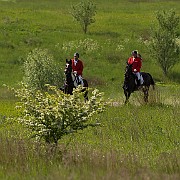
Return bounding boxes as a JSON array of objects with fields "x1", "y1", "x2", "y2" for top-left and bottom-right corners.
[
  {"x1": 127, "y1": 57, "x2": 133, "y2": 64},
  {"x1": 77, "y1": 61, "x2": 83, "y2": 75}
]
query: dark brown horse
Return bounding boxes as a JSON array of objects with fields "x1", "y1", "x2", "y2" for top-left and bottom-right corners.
[
  {"x1": 123, "y1": 63, "x2": 155, "y2": 104},
  {"x1": 61, "y1": 59, "x2": 88, "y2": 101}
]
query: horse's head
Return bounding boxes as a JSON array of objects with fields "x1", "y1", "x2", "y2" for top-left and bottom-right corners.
[
  {"x1": 64, "y1": 59, "x2": 72, "y2": 75},
  {"x1": 123, "y1": 62, "x2": 137, "y2": 95},
  {"x1": 63, "y1": 59, "x2": 74, "y2": 94},
  {"x1": 125, "y1": 63, "x2": 133, "y2": 78},
  {"x1": 64, "y1": 59, "x2": 77, "y2": 87}
]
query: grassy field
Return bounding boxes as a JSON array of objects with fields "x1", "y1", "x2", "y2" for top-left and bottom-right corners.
[{"x1": 0, "y1": 0, "x2": 180, "y2": 179}]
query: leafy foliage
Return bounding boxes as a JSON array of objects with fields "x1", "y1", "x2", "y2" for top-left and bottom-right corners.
[
  {"x1": 23, "y1": 48, "x2": 63, "y2": 91},
  {"x1": 14, "y1": 84, "x2": 106, "y2": 144},
  {"x1": 70, "y1": 0, "x2": 96, "y2": 34},
  {"x1": 150, "y1": 9, "x2": 180, "y2": 75}
]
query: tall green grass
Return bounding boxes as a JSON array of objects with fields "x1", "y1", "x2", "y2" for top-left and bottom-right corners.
[{"x1": 0, "y1": 101, "x2": 179, "y2": 179}]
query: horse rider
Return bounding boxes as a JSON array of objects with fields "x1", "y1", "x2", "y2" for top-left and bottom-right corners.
[
  {"x1": 127, "y1": 50, "x2": 142, "y2": 87},
  {"x1": 71, "y1": 52, "x2": 84, "y2": 86}
]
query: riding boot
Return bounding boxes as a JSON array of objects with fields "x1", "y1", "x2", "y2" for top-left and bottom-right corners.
[
  {"x1": 80, "y1": 79, "x2": 84, "y2": 86},
  {"x1": 137, "y1": 80, "x2": 141, "y2": 87}
]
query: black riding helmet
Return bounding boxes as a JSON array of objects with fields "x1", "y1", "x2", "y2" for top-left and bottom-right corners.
[
  {"x1": 132, "y1": 50, "x2": 138, "y2": 55},
  {"x1": 74, "y1": 52, "x2": 79, "y2": 58}
]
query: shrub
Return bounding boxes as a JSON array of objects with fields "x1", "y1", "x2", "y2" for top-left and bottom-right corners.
[
  {"x1": 23, "y1": 48, "x2": 63, "y2": 91},
  {"x1": 14, "y1": 84, "x2": 106, "y2": 145},
  {"x1": 150, "y1": 9, "x2": 180, "y2": 76},
  {"x1": 61, "y1": 38, "x2": 100, "y2": 56}
]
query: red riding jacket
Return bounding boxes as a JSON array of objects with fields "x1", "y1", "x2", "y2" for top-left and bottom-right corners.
[
  {"x1": 71, "y1": 59, "x2": 84, "y2": 76},
  {"x1": 128, "y1": 56, "x2": 142, "y2": 72}
]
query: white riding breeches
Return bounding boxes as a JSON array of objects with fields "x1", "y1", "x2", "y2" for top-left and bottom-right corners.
[
  {"x1": 134, "y1": 72, "x2": 144, "y2": 84},
  {"x1": 134, "y1": 72, "x2": 141, "y2": 80},
  {"x1": 78, "y1": 75, "x2": 84, "y2": 86}
]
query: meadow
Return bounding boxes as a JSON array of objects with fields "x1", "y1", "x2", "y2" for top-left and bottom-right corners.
[{"x1": 0, "y1": 0, "x2": 180, "y2": 179}]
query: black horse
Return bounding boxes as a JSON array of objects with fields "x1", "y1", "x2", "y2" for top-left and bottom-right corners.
[
  {"x1": 61, "y1": 59, "x2": 88, "y2": 101},
  {"x1": 123, "y1": 63, "x2": 155, "y2": 104}
]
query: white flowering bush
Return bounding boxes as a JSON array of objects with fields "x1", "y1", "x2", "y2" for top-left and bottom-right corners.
[
  {"x1": 14, "y1": 84, "x2": 106, "y2": 145},
  {"x1": 61, "y1": 38, "x2": 100, "y2": 55},
  {"x1": 175, "y1": 38, "x2": 180, "y2": 47},
  {"x1": 23, "y1": 48, "x2": 63, "y2": 91}
]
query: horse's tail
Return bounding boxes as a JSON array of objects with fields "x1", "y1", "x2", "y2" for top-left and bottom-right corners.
[{"x1": 147, "y1": 73, "x2": 155, "y2": 90}]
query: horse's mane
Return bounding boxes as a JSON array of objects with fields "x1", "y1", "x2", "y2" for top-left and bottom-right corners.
[{"x1": 125, "y1": 63, "x2": 134, "y2": 76}]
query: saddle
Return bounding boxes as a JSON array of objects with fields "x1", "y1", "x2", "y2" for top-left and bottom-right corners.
[
  {"x1": 73, "y1": 74, "x2": 83, "y2": 87},
  {"x1": 134, "y1": 73, "x2": 144, "y2": 86}
]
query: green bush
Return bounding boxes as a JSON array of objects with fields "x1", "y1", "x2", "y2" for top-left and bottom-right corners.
[
  {"x1": 14, "y1": 84, "x2": 106, "y2": 145},
  {"x1": 23, "y1": 48, "x2": 63, "y2": 91},
  {"x1": 150, "y1": 9, "x2": 180, "y2": 76}
]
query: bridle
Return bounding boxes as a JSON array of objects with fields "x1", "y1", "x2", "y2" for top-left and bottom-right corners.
[{"x1": 64, "y1": 62, "x2": 79, "y2": 87}]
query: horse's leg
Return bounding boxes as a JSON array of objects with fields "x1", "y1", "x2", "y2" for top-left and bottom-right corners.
[
  {"x1": 84, "y1": 89, "x2": 88, "y2": 102},
  {"x1": 82, "y1": 79, "x2": 88, "y2": 102},
  {"x1": 124, "y1": 91, "x2": 128, "y2": 103},
  {"x1": 124, "y1": 91, "x2": 131, "y2": 104},
  {"x1": 143, "y1": 87, "x2": 149, "y2": 103},
  {"x1": 67, "y1": 85, "x2": 73, "y2": 95}
]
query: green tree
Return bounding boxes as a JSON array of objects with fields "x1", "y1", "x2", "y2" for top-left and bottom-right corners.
[
  {"x1": 150, "y1": 9, "x2": 180, "y2": 75},
  {"x1": 14, "y1": 84, "x2": 106, "y2": 145},
  {"x1": 23, "y1": 48, "x2": 63, "y2": 91},
  {"x1": 71, "y1": 0, "x2": 96, "y2": 34}
]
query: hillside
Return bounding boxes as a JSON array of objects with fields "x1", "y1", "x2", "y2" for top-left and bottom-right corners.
[
  {"x1": 0, "y1": 1, "x2": 179, "y2": 179},
  {"x1": 0, "y1": 0, "x2": 180, "y2": 84},
  {"x1": 0, "y1": 0, "x2": 179, "y2": 108}
]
